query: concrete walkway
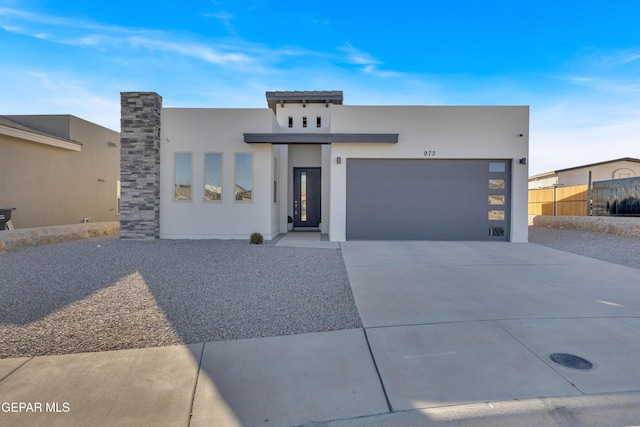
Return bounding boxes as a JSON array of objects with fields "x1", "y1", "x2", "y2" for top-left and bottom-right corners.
[
  {"x1": 275, "y1": 230, "x2": 339, "y2": 249},
  {"x1": 2, "y1": 240, "x2": 640, "y2": 426}
]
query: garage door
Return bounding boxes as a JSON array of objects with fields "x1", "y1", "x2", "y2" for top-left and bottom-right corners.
[{"x1": 346, "y1": 159, "x2": 511, "y2": 241}]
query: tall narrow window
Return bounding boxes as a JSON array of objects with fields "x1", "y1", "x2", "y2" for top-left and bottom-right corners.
[
  {"x1": 205, "y1": 153, "x2": 222, "y2": 201},
  {"x1": 273, "y1": 156, "x2": 278, "y2": 203},
  {"x1": 302, "y1": 116, "x2": 307, "y2": 128},
  {"x1": 316, "y1": 116, "x2": 322, "y2": 128},
  {"x1": 288, "y1": 116, "x2": 293, "y2": 128},
  {"x1": 174, "y1": 153, "x2": 192, "y2": 201},
  {"x1": 235, "y1": 153, "x2": 253, "y2": 201},
  {"x1": 301, "y1": 171, "x2": 307, "y2": 221}
]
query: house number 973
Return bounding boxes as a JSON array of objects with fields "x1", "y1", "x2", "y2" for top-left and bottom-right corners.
[{"x1": 424, "y1": 150, "x2": 436, "y2": 157}]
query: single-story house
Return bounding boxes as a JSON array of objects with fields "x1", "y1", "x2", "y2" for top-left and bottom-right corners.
[
  {"x1": 528, "y1": 158, "x2": 640, "y2": 190},
  {"x1": 119, "y1": 91, "x2": 529, "y2": 242},
  {"x1": 0, "y1": 115, "x2": 120, "y2": 228}
]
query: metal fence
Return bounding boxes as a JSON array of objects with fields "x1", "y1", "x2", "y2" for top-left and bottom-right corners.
[{"x1": 592, "y1": 176, "x2": 640, "y2": 217}]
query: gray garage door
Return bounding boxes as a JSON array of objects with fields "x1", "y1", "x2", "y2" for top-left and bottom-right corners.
[{"x1": 346, "y1": 159, "x2": 511, "y2": 241}]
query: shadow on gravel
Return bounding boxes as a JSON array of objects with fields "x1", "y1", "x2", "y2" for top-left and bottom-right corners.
[{"x1": 0, "y1": 238, "x2": 361, "y2": 358}]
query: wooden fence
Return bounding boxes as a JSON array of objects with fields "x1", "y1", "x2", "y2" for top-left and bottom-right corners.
[{"x1": 528, "y1": 185, "x2": 588, "y2": 216}]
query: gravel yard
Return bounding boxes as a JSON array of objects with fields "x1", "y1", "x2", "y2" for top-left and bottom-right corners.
[
  {"x1": 528, "y1": 226, "x2": 640, "y2": 270},
  {"x1": 0, "y1": 237, "x2": 361, "y2": 358}
]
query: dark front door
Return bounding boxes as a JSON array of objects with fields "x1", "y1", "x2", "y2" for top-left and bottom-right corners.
[{"x1": 294, "y1": 168, "x2": 321, "y2": 228}]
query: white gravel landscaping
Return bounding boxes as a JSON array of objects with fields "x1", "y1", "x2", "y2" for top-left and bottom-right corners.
[
  {"x1": 528, "y1": 226, "x2": 640, "y2": 270},
  {"x1": 0, "y1": 237, "x2": 361, "y2": 358}
]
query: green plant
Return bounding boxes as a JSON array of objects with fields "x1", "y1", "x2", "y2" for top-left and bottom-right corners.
[
  {"x1": 287, "y1": 216, "x2": 293, "y2": 224},
  {"x1": 250, "y1": 232, "x2": 264, "y2": 245}
]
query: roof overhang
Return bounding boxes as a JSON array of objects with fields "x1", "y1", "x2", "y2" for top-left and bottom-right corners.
[
  {"x1": 0, "y1": 124, "x2": 81, "y2": 151},
  {"x1": 266, "y1": 91, "x2": 343, "y2": 113},
  {"x1": 244, "y1": 133, "x2": 399, "y2": 144}
]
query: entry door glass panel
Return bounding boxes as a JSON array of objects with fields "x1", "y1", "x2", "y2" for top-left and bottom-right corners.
[
  {"x1": 301, "y1": 172, "x2": 307, "y2": 221},
  {"x1": 294, "y1": 168, "x2": 320, "y2": 227}
]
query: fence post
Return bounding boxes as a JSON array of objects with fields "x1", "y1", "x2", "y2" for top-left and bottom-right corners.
[{"x1": 587, "y1": 171, "x2": 592, "y2": 216}]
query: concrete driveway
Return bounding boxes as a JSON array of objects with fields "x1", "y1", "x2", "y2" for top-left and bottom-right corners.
[{"x1": 341, "y1": 241, "x2": 640, "y2": 415}]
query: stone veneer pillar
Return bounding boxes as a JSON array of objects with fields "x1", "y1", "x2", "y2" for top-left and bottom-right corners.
[{"x1": 119, "y1": 92, "x2": 162, "y2": 239}]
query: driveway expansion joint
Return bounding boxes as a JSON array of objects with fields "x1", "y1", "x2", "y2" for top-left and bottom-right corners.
[{"x1": 0, "y1": 356, "x2": 33, "y2": 384}]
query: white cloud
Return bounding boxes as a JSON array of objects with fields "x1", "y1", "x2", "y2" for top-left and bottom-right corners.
[
  {"x1": 0, "y1": 7, "x2": 255, "y2": 68},
  {"x1": 340, "y1": 42, "x2": 382, "y2": 65},
  {"x1": 202, "y1": 11, "x2": 236, "y2": 35},
  {"x1": 338, "y1": 42, "x2": 401, "y2": 78}
]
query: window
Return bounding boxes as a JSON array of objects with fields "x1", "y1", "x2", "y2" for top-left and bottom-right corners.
[
  {"x1": 489, "y1": 227, "x2": 505, "y2": 237},
  {"x1": 488, "y1": 195, "x2": 505, "y2": 205},
  {"x1": 301, "y1": 171, "x2": 308, "y2": 221},
  {"x1": 302, "y1": 116, "x2": 307, "y2": 128},
  {"x1": 488, "y1": 210, "x2": 505, "y2": 220},
  {"x1": 273, "y1": 156, "x2": 278, "y2": 203},
  {"x1": 273, "y1": 181, "x2": 277, "y2": 203},
  {"x1": 489, "y1": 179, "x2": 505, "y2": 190},
  {"x1": 316, "y1": 116, "x2": 322, "y2": 128},
  {"x1": 205, "y1": 153, "x2": 222, "y2": 201},
  {"x1": 235, "y1": 153, "x2": 253, "y2": 201},
  {"x1": 489, "y1": 162, "x2": 506, "y2": 173},
  {"x1": 174, "y1": 153, "x2": 192, "y2": 201},
  {"x1": 288, "y1": 116, "x2": 293, "y2": 128}
]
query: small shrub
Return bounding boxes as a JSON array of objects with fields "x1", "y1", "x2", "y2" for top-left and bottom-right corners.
[{"x1": 250, "y1": 232, "x2": 264, "y2": 245}]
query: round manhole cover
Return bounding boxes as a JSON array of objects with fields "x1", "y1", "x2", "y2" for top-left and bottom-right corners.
[{"x1": 550, "y1": 353, "x2": 593, "y2": 370}]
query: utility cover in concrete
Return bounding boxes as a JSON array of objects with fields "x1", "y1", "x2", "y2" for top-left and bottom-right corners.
[{"x1": 499, "y1": 318, "x2": 640, "y2": 394}]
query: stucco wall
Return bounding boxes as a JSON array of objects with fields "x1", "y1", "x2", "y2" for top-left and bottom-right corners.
[
  {"x1": 528, "y1": 175, "x2": 558, "y2": 189},
  {"x1": 274, "y1": 103, "x2": 332, "y2": 132},
  {"x1": 328, "y1": 105, "x2": 530, "y2": 242},
  {"x1": 159, "y1": 108, "x2": 276, "y2": 239},
  {"x1": 557, "y1": 161, "x2": 640, "y2": 187},
  {"x1": 0, "y1": 116, "x2": 120, "y2": 228}
]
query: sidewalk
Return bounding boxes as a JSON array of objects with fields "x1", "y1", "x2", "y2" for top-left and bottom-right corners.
[{"x1": 2, "y1": 239, "x2": 640, "y2": 426}]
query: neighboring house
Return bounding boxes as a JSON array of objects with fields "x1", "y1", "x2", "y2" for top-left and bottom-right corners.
[
  {"x1": 528, "y1": 158, "x2": 640, "y2": 189},
  {"x1": 119, "y1": 91, "x2": 529, "y2": 242},
  {"x1": 0, "y1": 115, "x2": 120, "y2": 228}
]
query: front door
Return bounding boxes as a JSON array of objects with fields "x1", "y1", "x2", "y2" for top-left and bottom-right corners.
[{"x1": 293, "y1": 168, "x2": 321, "y2": 228}]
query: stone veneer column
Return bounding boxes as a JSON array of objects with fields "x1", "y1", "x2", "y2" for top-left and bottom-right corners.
[{"x1": 119, "y1": 92, "x2": 162, "y2": 239}]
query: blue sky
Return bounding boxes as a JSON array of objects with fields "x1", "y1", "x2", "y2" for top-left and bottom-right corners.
[{"x1": 1, "y1": 0, "x2": 639, "y2": 175}]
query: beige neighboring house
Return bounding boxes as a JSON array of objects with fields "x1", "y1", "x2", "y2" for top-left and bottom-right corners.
[
  {"x1": 0, "y1": 115, "x2": 120, "y2": 229},
  {"x1": 528, "y1": 158, "x2": 640, "y2": 189}
]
